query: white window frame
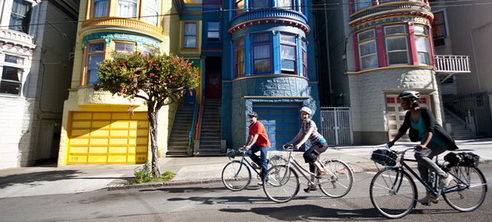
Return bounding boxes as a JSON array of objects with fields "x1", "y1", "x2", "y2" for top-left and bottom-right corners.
[
  {"x1": 357, "y1": 29, "x2": 378, "y2": 70},
  {"x1": 118, "y1": 0, "x2": 138, "y2": 18},
  {"x1": 0, "y1": 54, "x2": 26, "y2": 96},
  {"x1": 384, "y1": 25, "x2": 409, "y2": 66}
]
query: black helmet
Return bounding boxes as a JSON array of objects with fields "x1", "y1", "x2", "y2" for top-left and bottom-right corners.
[
  {"x1": 248, "y1": 112, "x2": 258, "y2": 117},
  {"x1": 398, "y1": 90, "x2": 420, "y2": 103}
]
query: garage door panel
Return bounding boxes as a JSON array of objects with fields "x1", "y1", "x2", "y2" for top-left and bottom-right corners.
[
  {"x1": 254, "y1": 104, "x2": 300, "y2": 150},
  {"x1": 68, "y1": 112, "x2": 149, "y2": 165}
]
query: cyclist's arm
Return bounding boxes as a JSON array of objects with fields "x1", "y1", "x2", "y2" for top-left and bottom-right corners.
[
  {"x1": 245, "y1": 134, "x2": 259, "y2": 150},
  {"x1": 296, "y1": 126, "x2": 314, "y2": 148},
  {"x1": 417, "y1": 131, "x2": 433, "y2": 150}
]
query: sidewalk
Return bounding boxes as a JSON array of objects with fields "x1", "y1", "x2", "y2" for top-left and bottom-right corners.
[{"x1": 1, "y1": 138, "x2": 491, "y2": 198}]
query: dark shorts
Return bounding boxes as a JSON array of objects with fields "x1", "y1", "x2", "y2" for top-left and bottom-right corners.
[{"x1": 303, "y1": 142, "x2": 329, "y2": 163}]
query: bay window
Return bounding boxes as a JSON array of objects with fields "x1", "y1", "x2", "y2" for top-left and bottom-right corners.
[
  {"x1": 9, "y1": 0, "x2": 32, "y2": 33},
  {"x1": 234, "y1": 37, "x2": 245, "y2": 77},
  {"x1": 414, "y1": 25, "x2": 431, "y2": 65},
  {"x1": 358, "y1": 29, "x2": 378, "y2": 70},
  {"x1": 0, "y1": 55, "x2": 25, "y2": 95},
  {"x1": 280, "y1": 33, "x2": 297, "y2": 74},
  {"x1": 252, "y1": 33, "x2": 272, "y2": 74},
  {"x1": 93, "y1": 0, "x2": 109, "y2": 17},
  {"x1": 86, "y1": 42, "x2": 105, "y2": 85},
  {"x1": 384, "y1": 25, "x2": 409, "y2": 65}
]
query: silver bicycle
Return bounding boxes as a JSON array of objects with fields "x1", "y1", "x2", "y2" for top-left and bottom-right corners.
[{"x1": 263, "y1": 145, "x2": 354, "y2": 203}]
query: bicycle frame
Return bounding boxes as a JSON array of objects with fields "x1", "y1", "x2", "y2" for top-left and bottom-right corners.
[
  {"x1": 284, "y1": 148, "x2": 323, "y2": 186},
  {"x1": 387, "y1": 150, "x2": 469, "y2": 197},
  {"x1": 229, "y1": 149, "x2": 262, "y2": 176}
]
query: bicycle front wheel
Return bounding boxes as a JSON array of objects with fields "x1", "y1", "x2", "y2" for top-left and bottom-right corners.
[
  {"x1": 369, "y1": 168, "x2": 417, "y2": 219},
  {"x1": 263, "y1": 165, "x2": 300, "y2": 203},
  {"x1": 443, "y1": 166, "x2": 487, "y2": 212},
  {"x1": 221, "y1": 160, "x2": 251, "y2": 191},
  {"x1": 319, "y1": 159, "x2": 354, "y2": 198}
]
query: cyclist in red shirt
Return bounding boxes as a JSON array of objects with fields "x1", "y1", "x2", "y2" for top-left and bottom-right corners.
[{"x1": 244, "y1": 112, "x2": 271, "y2": 185}]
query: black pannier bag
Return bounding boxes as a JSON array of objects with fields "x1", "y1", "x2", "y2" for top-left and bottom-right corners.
[
  {"x1": 371, "y1": 149, "x2": 397, "y2": 166},
  {"x1": 444, "y1": 152, "x2": 480, "y2": 167}
]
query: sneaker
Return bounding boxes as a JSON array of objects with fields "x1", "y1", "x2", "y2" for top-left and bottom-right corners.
[
  {"x1": 303, "y1": 185, "x2": 317, "y2": 193},
  {"x1": 439, "y1": 174, "x2": 454, "y2": 189},
  {"x1": 257, "y1": 180, "x2": 263, "y2": 186},
  {"x1": 418, "y1": 194, "x2": 439, "y2": 205}
]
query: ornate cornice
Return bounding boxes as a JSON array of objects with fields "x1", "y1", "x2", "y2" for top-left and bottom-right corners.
[
  {"x1": 349, "y1": 2, "x2": 433, "y2": 29},
  {"x1": 0, "y1": 29, "x2": 35, "y2": 49},
  {"x1": 80, "y1": 17, "x2": 164, "y2": 40},
  {"x1": 229, "y1": 9, "x2": 310, "y2": 34},
  {"x1": 82, "y1": 32, "x2": 161, "y2": 48}
]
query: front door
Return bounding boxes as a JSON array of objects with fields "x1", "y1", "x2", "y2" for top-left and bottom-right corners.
[{"x1": 206, "y1": 71, "x2": 221, "y2": 99}]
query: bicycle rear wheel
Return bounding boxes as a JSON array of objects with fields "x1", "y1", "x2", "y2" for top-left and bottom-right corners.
[
  {"x1": 369, "y1": 168, "x2": 417, "y2": 219},
  {"x1": 263, "y1": 165, "x2": 300, "y2": 203},
  {"x1": 221, "y1": 160, "x2": 251, "y2": 191},
  {"x1": 319, "y1": 159, "x2": 354, "y2": 198},
  {"x1": 443, "y1": 166, "x2": 487, "y2": 212}
]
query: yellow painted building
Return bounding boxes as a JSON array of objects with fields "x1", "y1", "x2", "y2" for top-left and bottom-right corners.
[{"x1": 58, "y1": 0, "x2": 194, "y2": 165}]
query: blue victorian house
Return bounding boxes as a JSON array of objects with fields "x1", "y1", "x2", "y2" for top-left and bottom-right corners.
[{"x1": 221, "y1": 0, "x2": 320, "y2": 150}]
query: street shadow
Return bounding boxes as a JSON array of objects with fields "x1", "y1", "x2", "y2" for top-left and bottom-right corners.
[
  {"x1": 221, "y1": 204, "x2": 462, "y2": 221},
  {"x1": 0, "y1": 170, "x2": 79, "y2": 189}
]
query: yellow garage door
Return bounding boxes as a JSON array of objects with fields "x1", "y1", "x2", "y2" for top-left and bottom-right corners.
[{"x1": 68, "y1": 112, "x2": 149, "y2": 164}]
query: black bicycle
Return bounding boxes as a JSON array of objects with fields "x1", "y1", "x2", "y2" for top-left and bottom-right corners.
[{"x1": 369, "y1": 147, "x2": 487, "y2": 219}]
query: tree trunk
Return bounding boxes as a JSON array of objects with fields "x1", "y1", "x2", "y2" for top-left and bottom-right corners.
[{"x1": 148, "y1": 106, "x2": 161, "y2": 178}]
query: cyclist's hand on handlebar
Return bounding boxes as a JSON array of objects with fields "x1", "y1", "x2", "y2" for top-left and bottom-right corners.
[
  {"x1": 282, "y1": 144, "x2": 293, "y2": 149},
  {"x1": 244, "y1": 145, "x2": 251, "y2": 150},
  {"x1": 386, "y1": 141, "x2": 394, "y2": 148},
  {"x1": 294, "y1": 144, "x2": 301, "y2": 150},
  {"x1": 414, "y1": 145, "x2": 427, "y2": 150}
]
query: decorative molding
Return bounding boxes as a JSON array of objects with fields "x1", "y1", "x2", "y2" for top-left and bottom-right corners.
[
  {"x1": 82, "y1": 32, "x2": 161, "y2": 48},
  {"x1": 80, "y1": 18, "x2": 164, "y2": 40}
]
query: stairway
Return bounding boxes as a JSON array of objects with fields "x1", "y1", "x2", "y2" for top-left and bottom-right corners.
[
  {"x1": 444, "y1": 109, "x2": 478, "y2": 139},
  {"x1": 167, "y1": 106, "x2": 194, "y2": 157},
  {"x1": 196, "y1": 99, "x2": 223, "y2": 156}
]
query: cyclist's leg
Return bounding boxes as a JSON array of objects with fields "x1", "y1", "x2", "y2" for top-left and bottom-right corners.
[
  {"x1": 259, "y1": 146, "x2": 269, "y2": 180},
  {"x1": 248, "y1": 144, "x2": 261, "y2": 165},
  {"x1": 415, "y1": 143, "x2": 448, "y2": 180}
]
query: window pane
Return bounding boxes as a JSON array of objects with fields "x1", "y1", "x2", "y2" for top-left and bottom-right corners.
[
  {"x1": 2, "y1": 67, "x2": 21, "y2": 81},
  {"x1": 118, "y1": 0, "x2": 137, "y2": 18},
  {"x1": 143, "y1": 0, "x2": 158, "y2": 25},
  {"x1": 388, "y1": 51, "x2": 409, "y2": 64},
  {"x1": 5, "y1": 55, "x2": 24, "y2": 64},
  {"x1": 281, "y1": 60, "x2": 295, "y2": 71},
  {"x1": 281, "y1": 34, "x2": 296, "y2": 44},
  {"x1": 418, "y1": 52, "x2": 431, "y2": 65},
  {"x1": 208, "y1": 22, "x2": 219, "y2": 30},
  {"x1": 278, "y1": 0, "x2": 293, "y2": 9},
  {"x1": 184, "y1": 23, "x2": 197, "y2": 35},
  {"x1": 358, "y1": 30, "x2": 375, "y2": 41},
  {"x1": 360, "y1": 41, "x2": 376, "y2": 56},
  {"x1": 355, "y1": 0, "x2": 372, "y2": 11},
  {"x1": 254, "y1": 59, "x2": 271, "y2": 73},
  {"x1": 386, "y1": 37, "x2": 407, "y2": 51},
  {"x1": 252, "y1": 0, "x2": 270, "y2": 8},
  {"x1": 142, "y1": 46, "x2": 156, "y2": 54},
  {"x1": 88, "y1": 54, "x2": 103, "y2": 84},
  {"x1": 0, "y1": 81, "x2": 21, "y2": 95},
  {"x1": 89, "y1": 43, "x2": 105, "y2": 52},
  {"x1": 254, "y1": 45, "x2": 270, "y2": 59},
  {"x1": 385, "y1": 25, "x2": 406, "y2": 35},
  {"x1": 281, "y1": 45, "x2": 295, "y2": 59},
  {"x1": 414, "y1": 25, "x2": 427, "y2": 35},
  {"x1": 115, "y1": 42, "x2": 135, "y2": 53},
  {"x1": 9, "y1": 0, "x2": 32, "y2": 33},
  {"x1": 253, "y1": 33, "x2": 269, "y2": 43},
  {"x1": 94, "y1": 0, "x2": 109, "y2": 17},
  {"x1": 415, "y1": 37, "x2": 430, "y2": 52},
  {"x1": 361, "y1": 55, "x2": 378, "y2": 69},
  {"x1": 184, "y1": 36, "x2": 196, "y2": 48}
]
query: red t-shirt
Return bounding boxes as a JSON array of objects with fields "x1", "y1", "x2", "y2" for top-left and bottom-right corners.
[{"x1": 249, "y1": 121, "x2": 271, "y2": 147}]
